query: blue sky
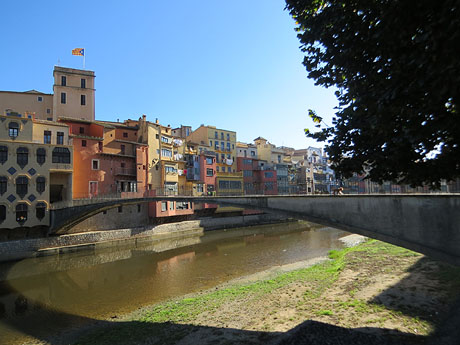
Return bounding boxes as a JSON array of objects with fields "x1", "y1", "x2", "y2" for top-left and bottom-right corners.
[{"x1": 0, "y1": 0, "x2": 337, "y2": 149}]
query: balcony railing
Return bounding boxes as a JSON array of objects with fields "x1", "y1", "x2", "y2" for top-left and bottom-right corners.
[{"x1": 115, "y1": 168, "x2": 137, "y2": 176}]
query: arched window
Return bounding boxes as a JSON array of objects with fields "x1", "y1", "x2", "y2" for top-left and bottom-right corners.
[
  {"x1": 36, "y1": 202, "x2": 46, "y2": 220},
  {"x1": 17, "y1": 147, "x2": 28, "y2": 168},
  {"x1": 36, "y1": 176, "x2": 45, "y2": 194},
  {"x1": 36, "y1": 148, "x2": 46, "y2": 165},
  {"x1": 16, "y1": 203, "x2": 27, "y2": 224},
  {"x1": 0, "y1": 146, "x2": 7, "y2": 164},
  {"x1": 0, "y1": 205, "x2": 6, "y2": 222},
  {"x1": 52, "y1": 147, "x2": 71, "y2": 164},
  {"x1": 0, "y1": 176, "x2": 7, "y2": 195},
  {"x1": 9, "y1": 122, "x2": 19, "y2": 138},
  {"x1": 16, "y1": 176, "x2": 28, "y2": 198}
]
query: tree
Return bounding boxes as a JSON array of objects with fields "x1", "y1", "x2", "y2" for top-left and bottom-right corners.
[{"x1": 285, "y1": 0, "x2": 460, "y2": 187}]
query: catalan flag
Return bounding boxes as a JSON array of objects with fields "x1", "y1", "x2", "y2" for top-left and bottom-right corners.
[{"x1": 72, "y1": 48, "x2": 84, "y2": 56}]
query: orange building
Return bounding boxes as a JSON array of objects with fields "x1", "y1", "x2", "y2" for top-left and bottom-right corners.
[{"x1": 59, "y1": 118, "x2": 148, "y2": 198}]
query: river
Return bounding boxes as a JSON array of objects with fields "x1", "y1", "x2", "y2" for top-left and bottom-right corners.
[{"x1": 0, "y1": 221, "x2": 349, "y2": 344}]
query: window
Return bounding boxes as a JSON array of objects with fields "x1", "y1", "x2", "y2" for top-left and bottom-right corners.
[
  {"x1": 137, "y1": 204, "x2": 141, "y2": 213},
  {"x1": 165, "y1": 165, "x2": 177, "y2": 174},
  {"x1": 221, "y1": 132, "x2": 224, "y2": 140},
  {"x1": 118, "y1": 206, "x2": 123, "y2": 213},
  {"x1": 0, "y1": 146, "x2": 8, "y2": 164},
  {"x1": 92, "y1": 159, "x2": 99, "y2": 170},
  {"x1": 161, "y1": 149, "x2": 172, "y2": 157},
  {"x1": 36, "y1": 202, "x2": 46, "y2": 220},
  {"x1": 0, "y1": 176, "x2": 7, "y2": 195},
  {"x1": 79, "y1": 127, "x2": 84, "y2": 134},
  {"x1": 9, "y1": 122, "x2": 19, "y2": 138},
  {"x1": 0, "y1": 205, "x2": 5, "y2": 223},
  {"x1": 36, "y1": 176, "x2": 46, "y2": 194},
  {"x1": 206, "y1": 168, "x2": 214, "y2": 176},
  {"x1": 230, "y1": 181, "x2": 242, "y2": 189},
  {"x1": 169, "y1": 201, "x2": 174, "y2": 210},
  {"x1": 82, "y1": 140, "x2": 87, "y2": 147},
  {"x1": 221, "y1": 154, "x2": 225, "y2": 161},
  {"x1": 35, "y1": 148, "x2": 46, "y2": 166},
  {"x1": 81, "y1": 78, "x2": 86, "y2": 88},
  {"x1": 206, "y1": 157, "x2": 213, "y2": 165},
  {"x1": 243, "y1": 170, "x2": 253, "y2": 177},
  {"x1": 227, "y1": 154, "x2": 231, "y2": 159},
  {"x1": 98, "y1": 142, "x2": 103, "y2": 152},
  {"x1": 251, "y1": 151, "x2": 255, "y2": 157},
  {"x1": 264, "y1": 171, "x2": 274, "y2": 178},
  {"x1": 16, "y1": 203, "x2": 27, "y2": 224},
  {"x1": 161, "y1": 136, "x2": 170, "y2": 143},
  {"x1": 47, "y1": 108, "x2": 51, "y2": 114},
  {"x1": 37, "y1": 96, "x2": 43, "y2": 102},
  {"x1": 218, "y1": 180, "x2": 229, "y2": 189},
  {"x1": 214, "y1": 131, "x2": 218, "y2": 139},
  {"x1": 121, "y1": 162, "x2": 125, "y2": 168},
  {"x1": 243, "y1": 159, "x2": 252, "y2": 165},
  {"x1": 215, "y1": 153, "x2": 219, "y2": 163},
  {"x1": 227, "y1": 133, "x2": 230, "y2": 141},
  {"x1": 44, "y1": 131, "x2": 51, "y2": 144},
  {"x1": 216, "y1": 166, "x2": 219, "y2": 172},
  {"x1": 123, "y1": 132, "x2": 128, "y2": 138},
  {"x1": 61, "y1": 75, "x2": 66, "y2": 86},
  {"x1": 81, "y1": 94, "x2": 86, "y2": 106},
  {"x1": 176, "y1": 202, "x2": 190, "y2": 210},
  {"x1": 52, "y1": 147, "x2": 71, "y2": 163},
  {"x1": 161, "y1": 201, "x2": 167, "y2": 212},
  {"x1": 221, "y1": 142, "x2": 225, "y2": 150},
  {"x1": 57, "y1": 132, "x2": 64, "y2": 145},
  {"x1": 16, "y1": 176, "x2": 28, "y2": 198},
  {"x1": 228, "y1": 167, "x2": 232, "y2": 172},
  {"x1": 227, "y1": 143, "x2": 231, "y2": 151},
  {"x1": 17, "y1": 147, "x2": 28, "y2": 168},
  {"x1": 196, "y1": 183, "x2": 204, "y2": 193},
  {"x1": 61, "y1": 92, "x2": 66, "y2": 104},
  {"x1": 120, "y1": 145, "x2": 125, "y2": 154}
]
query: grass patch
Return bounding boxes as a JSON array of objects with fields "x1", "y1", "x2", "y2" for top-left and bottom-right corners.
[{"x1": 317, "y1": 309, "x2": 334, "y2": 316}]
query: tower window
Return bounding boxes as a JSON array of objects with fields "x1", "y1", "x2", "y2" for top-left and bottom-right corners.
[
  {"x1": 61, "y1": 92, "x2": 66, "y2": 104},
  {"x1": 44, "y1": 131, "x2": 51, "y2": 144},
  {"x1": 61, "y1": 76, "x2": 66, "y2": 86},
  {"x1": 81, "y1": 94, "x2": 86, "y2": 106},
  {"x1": 81, "y1": 78, "x2": 86, "y2": 88}
]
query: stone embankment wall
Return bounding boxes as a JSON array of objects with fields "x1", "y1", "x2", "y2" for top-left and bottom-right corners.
[{"x1": 0, "y1": 213, "x2": 289, "y2": 262}]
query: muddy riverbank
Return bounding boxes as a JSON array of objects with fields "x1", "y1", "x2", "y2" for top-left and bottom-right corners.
[{"x1": 59, "y1": 239, "x2": 460, "y2": 345}]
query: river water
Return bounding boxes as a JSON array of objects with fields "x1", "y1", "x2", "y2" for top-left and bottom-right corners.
[{"x1": 0, "y1": 221, "x2": 349, "y2": 344}]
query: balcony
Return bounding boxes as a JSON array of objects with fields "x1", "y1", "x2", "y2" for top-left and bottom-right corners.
[{"x1": 114, "y1": 168, "x2": 137, "y2": 176}]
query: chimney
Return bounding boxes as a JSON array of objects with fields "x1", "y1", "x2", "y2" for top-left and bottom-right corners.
[{"x1": 155, "y1": 118, "x2": 159, "y2": 124}]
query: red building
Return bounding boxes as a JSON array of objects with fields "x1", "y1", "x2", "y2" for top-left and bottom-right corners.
[{"x1": 237, "y1": 157, "x2": 278, "y2": 195}]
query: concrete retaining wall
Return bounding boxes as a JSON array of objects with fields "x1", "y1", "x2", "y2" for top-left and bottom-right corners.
[{"x1": 0, "y1": 214, "x2": 290, "y2": 262}]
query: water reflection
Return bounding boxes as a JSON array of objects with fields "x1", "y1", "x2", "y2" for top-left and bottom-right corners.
[{"x1": 0, "y1": 222, "x2": 348, "y2": 344}]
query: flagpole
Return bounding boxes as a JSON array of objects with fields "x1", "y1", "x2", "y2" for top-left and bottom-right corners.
[{"x1": 83, "y1": 53, "x2": 85, "y2": 70}]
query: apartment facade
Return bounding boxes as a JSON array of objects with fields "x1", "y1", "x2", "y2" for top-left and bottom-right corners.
[{"x1": 0, "y1": 114, "x2": 72, "y2": 230}]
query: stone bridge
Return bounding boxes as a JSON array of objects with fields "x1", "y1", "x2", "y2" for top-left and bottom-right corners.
[{"x1": 50, "y1": 195, "x2": 460, "y2": 266}]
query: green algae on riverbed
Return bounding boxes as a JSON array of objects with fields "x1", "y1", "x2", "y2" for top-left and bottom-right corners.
[{"x1": 73, "y1": 240, "x2": 460, "y2": 345}]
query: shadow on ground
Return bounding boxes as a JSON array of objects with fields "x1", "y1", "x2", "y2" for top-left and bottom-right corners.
[{"x1": 1, "y1": 307, "x2": 427, "y2": 345}]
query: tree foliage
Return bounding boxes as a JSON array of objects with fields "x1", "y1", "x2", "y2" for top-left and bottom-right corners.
[{"x1": 285, "y1": 0, "x2": 460, "y2": 187}]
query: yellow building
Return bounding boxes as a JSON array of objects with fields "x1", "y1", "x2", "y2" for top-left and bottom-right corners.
[
  {"x1": 0, "y1": 66, "x2": 95, "y2": 122},
  {"x1": 0, "y1": 114, "x2": 73, "y2": 230},
  {"x1": 187, "y1": 125, "x2": 242, "y2": 196},
  {"x1": 187, "y1": 125, "x2": 237, "y2": 173}
]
